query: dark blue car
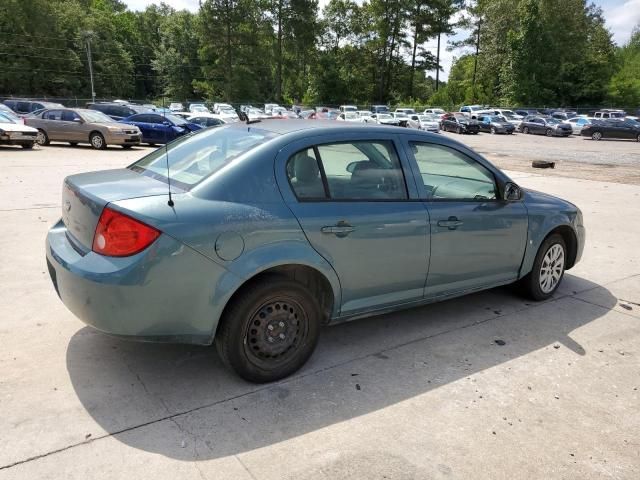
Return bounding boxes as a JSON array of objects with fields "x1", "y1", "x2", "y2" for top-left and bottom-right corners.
[{"x1": 119, "y1": 113, "x2": 202, "y2": 145}]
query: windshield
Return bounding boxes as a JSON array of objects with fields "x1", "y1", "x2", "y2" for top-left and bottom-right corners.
[
  {"x1": 377, "y1": 114, "x2": 392, "y2": 120},
  {"x1": 546, "y1": 118, "x2": 561, "y2": 125},
  {"x1": 130, "y1": 127, "x2": 276, "y2": 189},
  {"x1": 79, "y1": 110, "x2": 114, "y2": 123},
  {"x1": 395, "y1": 113, "x2": 408, "y2": 119},
  {"x1": 489, "y1": 116, "x2": 504, "y2": 122},
  {"x1": 0, "y1": 112, "x2": 17, "y2": 124}
]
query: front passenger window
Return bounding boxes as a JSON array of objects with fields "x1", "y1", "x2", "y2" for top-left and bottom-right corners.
[{"x1": 410, "y1": 142, "x2": 497, "y2": 201}]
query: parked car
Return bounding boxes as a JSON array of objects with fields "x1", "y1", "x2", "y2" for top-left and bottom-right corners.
[
  {"x1": 339, "y1": 105, "x2": 358, "y2": 113},
  {"x1": 441, "y1": 112, "x2": 480, "y2": 134},
  {"x1": 519, "y1": 116, "x2": 572, "y2": 137},
  {"x1": 423, "y1": 108, "x2": 445, "y2": 116},
  {"x1": 459, "y1": 105, "x2": 484, "y2": 118},
  {"x1": 25, "y1": 108, "x2": 142, "y2": 149},
  {"x1": 186, "y1": 113, "x2": 228, "y2": 128},
  {"x1": 410, "y1": 114, "x2": 440, "y2": 133},
  {"x1": 169, "y1": 102, "x2": 184, "y2": 112},
  {"x1": 45, "y1": 120, "x2": 585, "y2": 382},
  {"x1": 477, "y1": 108, "x2": 523, "y2": 126},
  {"x1": 391, "y1": 112, "x2": 411, "y2": 127},
  {"x1": 0, "y1": 104, "x2": 25, "y2": 124},
  {"x1": 213, "y1": 103, "x2": 234, "y2": 114},
  {"x1": 371, "y1": 113, "x2": 400, "y2": 126},
  {"x1": 3, "y1": 99, "x2": 65, "y2": 116},
  {"x1": 264, "y1": 103, "x2": 281, "y2": 115},
  {"x1": 188, "y1": 103, "x2": 210, "y2": 114},
  {"x1": 87, "y1": 102, "x2": 151, "y2": 121},
  {"x1": 336, "y1": 112, "x2": 361, "y2": 122},
  {"x1": 357, "y1": 111, "x2": 374, "y2": 123},
  {"x1": 476, "y1": 115, "x2": 515, "y2": 134},
  {"x1": 371, "y1": 105, "x2": 390, "y2": 114},
  {"x1": 119, "y1": 113, "x2": 202, "y2": 145},
  {"x1": 246, "y1": 108, "x2": 268, "y2": 121},
  {"x1": 395, "y1": 108, "x2": 416, "y2": 115},
  {"x1": 581, "y1": 118, "x2": 640, "y2": 142},
  {"x1": 591, "y1": 110, "x2": 626, "y2": 120},
  {"x1": 0, "y1": 112, "x2": 38, "y2": 148},
  {"x1": 514, "y1": 109, "x2": 539, "y2": 118},
  {"x1": 299, "y1": 110, "x2": 315, "y2": 119},
  {"x1": 565, "y1": 116, "x2": 592, "y2": 135},
  {"x1": 218, "y1": 108, "x2": 240, "y2": 122}
]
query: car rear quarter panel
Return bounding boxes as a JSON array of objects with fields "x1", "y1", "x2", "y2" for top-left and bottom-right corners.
[{"x1": 112, "y1": 193, "x2": 342, "y2": 341}]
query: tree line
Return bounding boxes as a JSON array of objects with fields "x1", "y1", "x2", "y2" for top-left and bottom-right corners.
[{"x1": 1, "y1": 0, "x2": 639, "y2": 109}]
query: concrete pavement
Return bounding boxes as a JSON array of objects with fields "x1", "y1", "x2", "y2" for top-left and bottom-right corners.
[{"x1": 0, "y1": 145, "x2": 638, "y2": 479}]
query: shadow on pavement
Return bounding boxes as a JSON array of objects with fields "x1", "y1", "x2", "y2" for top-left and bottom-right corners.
[{"x1": 66, "y1": 274, "x2": 616, "y2": 460}]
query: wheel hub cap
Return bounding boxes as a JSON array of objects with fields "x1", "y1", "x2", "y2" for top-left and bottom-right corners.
[
  {"x1": 246, "y1": 300, "x2": 304, "y2": 360},
  {"x1": 539, "y1": 244, "x2": 564, "y2": 293}
]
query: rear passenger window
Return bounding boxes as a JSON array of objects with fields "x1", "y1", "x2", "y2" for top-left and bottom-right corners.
[
  {"x1": 287, "y1": 141, "x2": 408, "y2": 201},
  {"x1": 287, "y1": 148, "x2": 327, "y2": 200},
  {"x1": 44, "y1": 110, "x2": 63, "y2": 121}
]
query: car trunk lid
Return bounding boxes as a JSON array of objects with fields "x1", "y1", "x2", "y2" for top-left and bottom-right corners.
[{"x1": 62, "y1": 168, "x2": 172, "y2": 249}]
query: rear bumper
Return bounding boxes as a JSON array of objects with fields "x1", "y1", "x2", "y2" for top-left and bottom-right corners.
[{"x1": 46, "y1": 219, "x2": 228, "y2": 344}]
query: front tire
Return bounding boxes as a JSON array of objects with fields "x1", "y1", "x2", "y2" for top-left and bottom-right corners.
[
  {"x1": 546, "y1": 129, "x2": 553, "y2": 137},
  {"x1": 523, "y1": 126, "x2": 530, "y2": 134},
  {"x1": 519, "y1": 234, "x2": 567, "y2": 301},
  {"x1": 456, "y1": 126, "x2": 462, "y2": 134},
  {"x1": 215, "y1": 275, "x2": 321, "y2": 383},
  {"x1": 35, "y1": 129, "x2": 49, "y2": 146},
  {"x1": 592, "y1": 131, "x2": 602, "y2": 141},
  {"x1": 636, "y1": 134, "x2": 639, "y2": 142},
  {"x1": 490, "y1": 127, "x2": 496, "y2": 134},
  {"x1": 90, "y1": 132, "x2": 106, "y2": 150}
]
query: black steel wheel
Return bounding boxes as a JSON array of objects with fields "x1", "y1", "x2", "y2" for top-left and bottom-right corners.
[{"x1": 215, "y1": 275, "x2": 321, "y2": 383}]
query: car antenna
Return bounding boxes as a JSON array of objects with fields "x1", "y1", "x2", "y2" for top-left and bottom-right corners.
[{"x1": 162, "y1": 96, "x2": 174, "y2": 207}]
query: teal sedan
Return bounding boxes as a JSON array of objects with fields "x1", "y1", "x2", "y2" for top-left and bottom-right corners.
[{"x1": 46, "y1": 120, "x2": 585, "y2": 382}]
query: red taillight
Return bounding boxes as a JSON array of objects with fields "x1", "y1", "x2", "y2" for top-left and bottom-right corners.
[{"x1": 92, "y1": 207, "x2": 160, "y2": 257}]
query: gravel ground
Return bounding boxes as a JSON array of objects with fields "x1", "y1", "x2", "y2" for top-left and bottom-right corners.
[{"x1": 438, "y1": 131, "x2": 640, "y2": 185}]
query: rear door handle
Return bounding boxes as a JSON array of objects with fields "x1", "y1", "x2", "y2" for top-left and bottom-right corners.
[
  {"x1": 321, "y1": 222, "x2": 355, "y2": 237},
  {"x1": 437, "y1": 216, "x2": 463, "y2": 230}
]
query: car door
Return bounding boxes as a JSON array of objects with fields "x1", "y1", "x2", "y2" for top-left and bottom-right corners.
[
  {"x1": 41, "y1": 110, "x2": 64, "y2": 140},
  {"x1": 276, "y1": 134, "x2": 429, "y2": 317},
  {"x1": 60, "y1": 110, "x2": 84, "y2": 142},
  {"x1": 147, "y1": 114, "x2": 171, "y2": 143},
  {"x1": 128, "y1": 114, "x2": 153, "y2": 143},
  {"x1": 401, "y1": 136, "x2": 528, "y2": 297}
]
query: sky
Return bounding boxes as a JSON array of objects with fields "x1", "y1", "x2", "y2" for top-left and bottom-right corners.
[{"x1": 123, "y1": 0, "x2": 640, "y2": 81}]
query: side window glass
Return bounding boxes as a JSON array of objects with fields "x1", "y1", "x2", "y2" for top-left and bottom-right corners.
[
  {"x1": 410, "y1": 142, "x2": 497, "y2": 201},
  {"x1": 287, "y1": 148, "x2": 327, "y2": 200},
  {"x1": 316, "y1": 141, "x2": 407, "y2": 200},
  {"x1": 61, "y1": 111, "x2": 80, "y2": 122},
  {"x1": 44, "y1": 110, "x2": 63, "y2": 121}
]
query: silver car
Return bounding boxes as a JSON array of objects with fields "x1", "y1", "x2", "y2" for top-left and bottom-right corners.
[{"x1": 25, "y1": 108, "x2": 141, "y2": 149}]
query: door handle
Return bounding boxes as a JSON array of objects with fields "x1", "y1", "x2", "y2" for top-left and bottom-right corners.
[
  {"x1": 437, "y1": 216, "x2": 463, "y2": 230},
  {"x1": 321, "y1": 222, "x2": 355, "y2": 237}
]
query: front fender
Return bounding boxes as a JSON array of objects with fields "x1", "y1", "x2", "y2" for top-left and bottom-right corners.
[{"x1": 519, "y1": 209, "x2": 581, "y2": 278}]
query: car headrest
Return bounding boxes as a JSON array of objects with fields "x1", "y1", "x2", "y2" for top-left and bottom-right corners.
[{"x1": 295, "y1": 155, "x2": 320, "y2": 183}]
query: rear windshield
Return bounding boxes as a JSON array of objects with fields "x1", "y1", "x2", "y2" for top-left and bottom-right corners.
[{"x1": 130, "y1": 126, "x2": 276, "y2": 190}]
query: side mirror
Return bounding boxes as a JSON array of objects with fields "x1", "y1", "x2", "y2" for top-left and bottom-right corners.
[
  {"x1": 503, "y1": 182, "x2": 522, "y2": 201},
  {"x1": 163, "y1": 121, "x2": 171, "y2": 126},
  {"x1": 73, "y1": 118, "x2": 83, "y2": 123}
]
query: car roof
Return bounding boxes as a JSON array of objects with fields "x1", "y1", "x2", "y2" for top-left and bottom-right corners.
[{"x1": 227, "y1": 119, "x2": 409, "y2": 136}]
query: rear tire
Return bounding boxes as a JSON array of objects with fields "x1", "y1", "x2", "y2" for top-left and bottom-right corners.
[
  {"x1": 518, "y1": 234, "x2": 567, "y2": 301},
  {"x1": 90, "y1": 132, "x2": 106, "y2": 150},
  {"x1": 636, "y1": 134, "x2": 639, "y2": 142},
  {"x1": 592, "y1": 131, "x2": 602, "y2": 141},
  {"x1": 456, "y1": 126, "x2": 462, "y2": 134},
  {"x1": 546, "y1": 129, "x2": 553, "y2": 137},
  {"x1": 215, "y1": 275, "x2": 321, "y2": 383},
  {"x1": 490, "y1": 127, "x2": 496, "y2": 134},
  {"x1": 523, "y1": 126, "x2": 530, "y2": 134}
]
